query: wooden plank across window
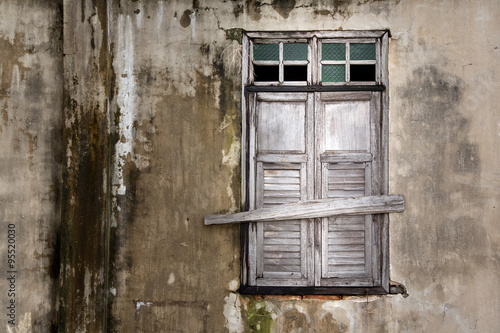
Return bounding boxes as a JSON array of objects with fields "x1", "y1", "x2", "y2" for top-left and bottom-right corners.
[{"x1": 204, "y1": 195, "x2": 404, "y2": 225}]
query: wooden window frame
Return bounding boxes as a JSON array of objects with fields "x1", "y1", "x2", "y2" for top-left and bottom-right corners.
[{"x1": 205, "y1": 31, "x2": 404, "y2": 295}]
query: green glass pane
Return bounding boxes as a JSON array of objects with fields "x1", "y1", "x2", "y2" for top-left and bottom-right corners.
[
  {"x1": 322, "y1": 43, "x2": 345, "y2": 61},
  {"x1": 322, "y1": 65, "x2": 345, "y2": 82},
  {"x1": 283, "y1": 43, "x2": 308, "y2": 61},
  {"x1": 253, "y1": 44, "x2": 279, "y2": 61},
  {"x1": 350, "y1": 43, "x2": 376, "y2": 60}
]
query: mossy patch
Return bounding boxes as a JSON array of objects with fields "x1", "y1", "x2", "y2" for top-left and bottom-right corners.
[
  {"x1": 246, "y1": 300, "x2": 274, "y2": 333},
  {"x1": 225, "y1": 28, "x2": 243, "y2": 43}
]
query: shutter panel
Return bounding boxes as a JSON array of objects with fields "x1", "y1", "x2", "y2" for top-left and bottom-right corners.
[
  {"x1": 256, "y1": 163, "x2": 310, "y2": 284},
  {"x1": 317, "y1": 92, "x2": 380, "y2": 287},
  {"x1": 249, "y1": 92, "x2": 314, "y2": 287},
  {"x1": 320, "y1": 162, "x2": 373, "y2": 285}
]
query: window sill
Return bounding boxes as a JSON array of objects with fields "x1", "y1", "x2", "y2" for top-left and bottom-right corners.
[
  {"x1": 239, "y1": 282, "x2": 407, "y2": 297},
  {"x1": 245, "y1": 84, "x2": 386, "y2": 93}
]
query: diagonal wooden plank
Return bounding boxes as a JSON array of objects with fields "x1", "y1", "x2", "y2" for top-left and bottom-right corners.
[{"x1": 204, "y1": 195, "x2": 404, "y2": 225}]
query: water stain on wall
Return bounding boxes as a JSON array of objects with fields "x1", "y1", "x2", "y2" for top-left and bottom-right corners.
[
  {"x1": 395, "y1": 64, "x2": 490, "y2": 281},
  {"x1": 246, "y1": 0, "x2": 263, "y2": 21},
  {"x1": 280, "y1": 308, "x2": 308, "y2": 331},
  {"x1": 0, "y1": 34, "x2": 33, "y2": 98},
  {"x1": 319, "y1": 313, "x2": 348, "y2": 333},
  {"x1": 271, "y1": 0, "x2": 296, "y2": 19},
  {"x1": 399, "y1": 65, "x2": 469, "y2": 201},
  {"x1": 454, "y1": 141, "x2": 480, "y2": 173}
]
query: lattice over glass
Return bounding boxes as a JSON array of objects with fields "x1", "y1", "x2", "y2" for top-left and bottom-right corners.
[
  {"x1": 322, "y1": 43, "x2": 345, "y2": 61},
  {"x1": 283, "y1": 43, "x2": 308, "y2": 61},
  {"x1": 350, "y1": 43, "x2": 376, "y2": 61},
  {"x1": 253, "y1": 44, "x2": 279, "y2": 61},
  {"x1": 322, "y1": 65, "x2": 345, "y2": 82}
]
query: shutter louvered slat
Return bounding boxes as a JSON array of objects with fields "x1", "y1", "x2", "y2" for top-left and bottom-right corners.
[
  {"x1": 329, "y1": 223, "x2": 364, "y2": 231},
  {"x1": 328, "y1": 244, "x2": 365, "y2": 252},
  {"x1": 265, "y1": 237, "x2": 301, "y2": 245},
  {"x1": 262, "y1": 198, "x2": 301, "y2": 205},
  {"x1": 259, "y1": 166, "x2": 306, "y2": 278},
  {"x1": 264, "y1": 231, "x2": 301, "y2": 238},
  {"x1": 264, "y1": 177, "x2": 300, "y2": 184},
  {"x1": 326, "y1": 164, "x2": 366, "y2": 198},
  {"x1": 264, "y1": 251, "x2": 301, "y2": 258},
  {"x1": 263, "y1": 245, "x2": 301, "y2": 252},
  {"x1": 327, "y1": 212, "x2": 366, "y2": 277},
  {"x1": 328, "y1": 237, "x2": 364, "y2": 245},
  {"x1": 265, "y1": 223, "x2": 301, "y2": 232},
  {"x1": 322, "y1": 163, "x2": 371, "y2": 282}
]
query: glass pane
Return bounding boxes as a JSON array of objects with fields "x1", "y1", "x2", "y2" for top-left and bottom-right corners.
[
  {"x1": 322, "y1": 43, "x2": 345, "y2": 61},
  {"x1": 322, "y1": 65, "x2": 345, "y2": 82},
  {"x1": 253, "y1": 44, "x2": 279, "y2": 61},
  {"x1": 350, "y1": 64, "x2": 376, "y2": 81},
  {"x1": 254, "y1": 65, "x2": 279, "y2": 82},
  {"x1": 350, "y1": 43, "x2": 376, "y2": 60},
  {"x1": 283, "y1": 43, "x2": 308, "y2": 61},
  {"x1": 284, "y1": 65, "x2": 307, "y2": 81}
]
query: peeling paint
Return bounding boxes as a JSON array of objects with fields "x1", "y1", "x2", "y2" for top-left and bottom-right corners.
[
  {"x1": 228, "y1": 279, "x2": 239, "y2": 291},
  {"x1": 222, "y1": 137, "x2": 240, "y2": 214},
  {"x1": 223, "y1": 293, "x2": 244, "y2": 333},
  {"x1": 168, "y1": 272, "x2": 175, "y2": 284},
  {"x1": 135, "y1": 301, "x2": 153, "y2": 318},
  {"x1": 113, "y1": 14, "x2": 136, "y2": 197}
]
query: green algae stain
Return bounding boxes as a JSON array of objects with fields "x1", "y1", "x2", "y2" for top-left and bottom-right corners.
[
  {"x1": 225, "y1": 28, "x2": 243, "y2": 43},
  {"x1": 247, "y1": 300, "x2": 274, "y2": 333}
]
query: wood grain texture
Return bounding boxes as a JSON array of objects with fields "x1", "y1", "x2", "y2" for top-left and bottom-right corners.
[{"x1": 204, "y1": 195, "x2": 404, "y2": 225}]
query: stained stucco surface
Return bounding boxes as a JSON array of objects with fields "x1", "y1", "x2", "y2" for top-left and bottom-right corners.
[
  {"x1": 104, "y1": 1, "x2": 500, "y2": 331},
  {"x1": 0, "y1": 1, "x2": 62, "y2": 332},
  {"x1": 1, "y1": 0, "x2": 499, "y2": 332}
]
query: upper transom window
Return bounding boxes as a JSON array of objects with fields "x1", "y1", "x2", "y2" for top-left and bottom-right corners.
[{"x1": 248, "y1": 32, "x2": 383, "y2": 86}]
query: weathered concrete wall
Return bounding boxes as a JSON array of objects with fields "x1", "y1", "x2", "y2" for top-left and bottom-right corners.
[
  {"x1": 106, "y1": 1, "x2": 242, "y2": 331},
  {"x1": 2, "y1": 0, "x2": 500, "y2": 332},
  {"x1": 0, "y1": 1, "x2": 62, "y2": 332},
  {"x1": 101, "y1": 0, "x2": 500, "y2": 332}
]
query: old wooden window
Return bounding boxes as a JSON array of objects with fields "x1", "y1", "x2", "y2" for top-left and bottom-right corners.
[{"x1": 205, "y1": 31, "x2": 404, "y2": 295}]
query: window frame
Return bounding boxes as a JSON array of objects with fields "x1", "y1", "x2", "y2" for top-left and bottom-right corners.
[
  {"x1": 240, "y1": 31, "x2": 391, "y2": 295},
  {"x1": 252, "y1": 39, "x2": 311, "y2": 85}
]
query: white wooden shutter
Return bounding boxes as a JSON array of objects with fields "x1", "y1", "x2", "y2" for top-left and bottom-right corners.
[
  {"x1": 316, "y1": 92, "x2": 381, "y2": 287},
  {"x1": 320, "y1": 161, "x2": 373, "y2": 285},
  {"x1": 256, "y1": 162, "x2": 310, "y2": 285},
  {"x1": 248, "y1": 92, "x2": 314, "y2": 286},
  {"x1": 247, "y1": 91, "x2": 384, "y2": 287}
]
